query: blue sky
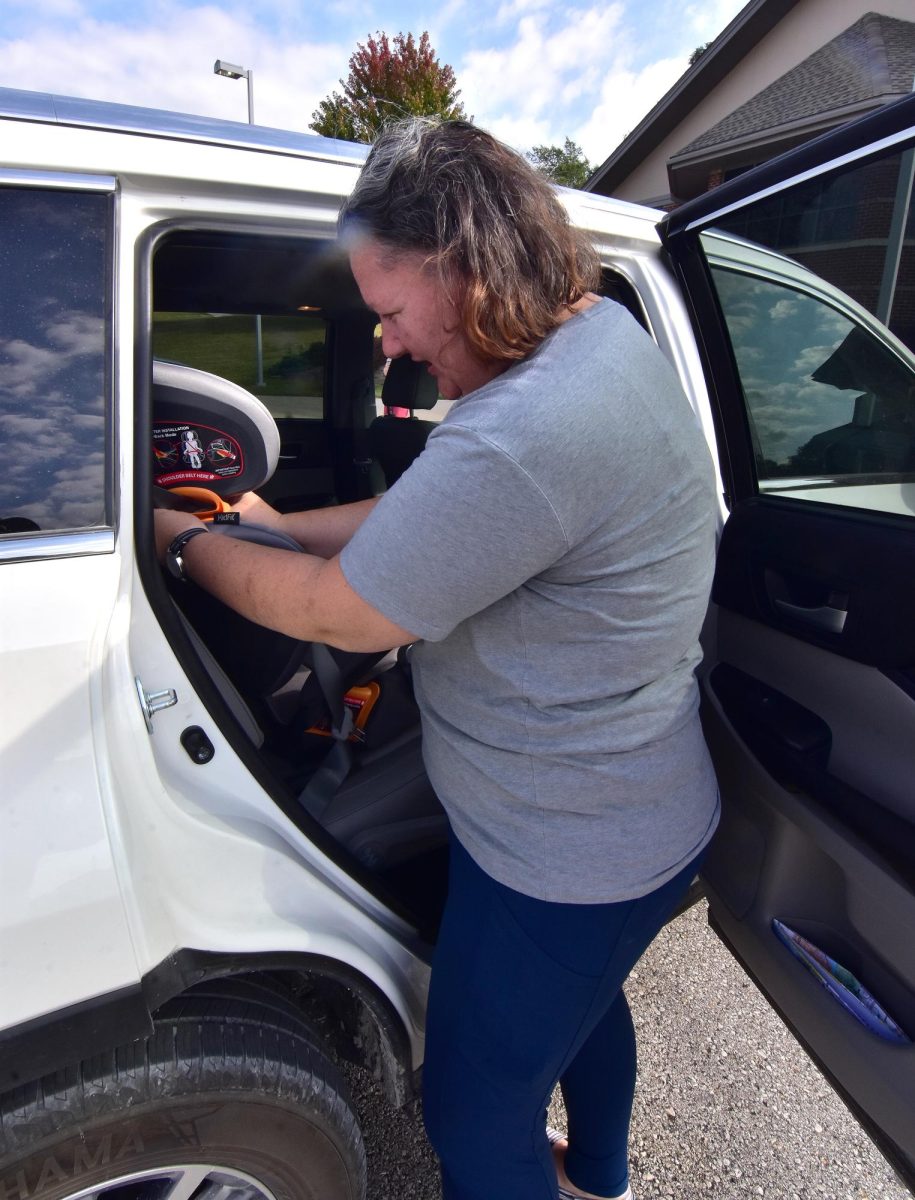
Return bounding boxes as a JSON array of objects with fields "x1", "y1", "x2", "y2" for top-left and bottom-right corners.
[{"x1": 2, "y1": 0, "x2": 747, "y2": 167}]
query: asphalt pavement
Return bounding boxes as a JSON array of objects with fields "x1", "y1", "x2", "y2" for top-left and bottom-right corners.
[{"x1": 344, "y1": 899, "x2": 911, "y2": 1200}]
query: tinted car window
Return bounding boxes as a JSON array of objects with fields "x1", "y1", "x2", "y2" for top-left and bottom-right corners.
[
  {"x1": 153, "y1": 312, "x2": 327, "y2": 421},
  {"x1": 701, "y1": 141, "x2": 915, "y2": 517},
  {"x1": 712, "y1": 148, "x2": 914, "y2": 356},
  {"x1": 0, "y1": 187, "x2": 111, "y2": 534},
  {"x1": 710, "y1": 266, "x2": 915, "y2": 504}
]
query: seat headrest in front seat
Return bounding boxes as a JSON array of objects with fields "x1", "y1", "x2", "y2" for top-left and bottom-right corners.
[
  {"x1": 381, "y1": 356, "x2": 439, "y2": 411},
  {"x1": 152, "y1": 359, "x2": 281, "y2": 497}
]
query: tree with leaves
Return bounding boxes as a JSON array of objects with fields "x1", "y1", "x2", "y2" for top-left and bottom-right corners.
[
  {"x1": 526, "y1": 139, "x2": 593, "y2": 189},
  {"x1": 689, "y1": 41, "x2": 712, "y2": 66},
  {"x1": 310, "y1": 31, "x2": 466, "y2": 143}
]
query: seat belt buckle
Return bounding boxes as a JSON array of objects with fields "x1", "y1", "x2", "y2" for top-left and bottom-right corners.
[{"x1": 304, "y1": 682, "x2": 381, "y2": 743}]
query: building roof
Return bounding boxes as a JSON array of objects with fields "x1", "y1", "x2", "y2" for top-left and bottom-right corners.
[
  {"x1": 673, "y1": 12, "x2": 915, "y2": 159},
  {"x1": 586, "y1": 0, "x2": 802, "y2": 196}
]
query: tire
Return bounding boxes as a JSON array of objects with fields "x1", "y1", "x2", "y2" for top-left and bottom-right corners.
[{"x1": 0, "y1": 981, "x2": 366, "y2": 1200}]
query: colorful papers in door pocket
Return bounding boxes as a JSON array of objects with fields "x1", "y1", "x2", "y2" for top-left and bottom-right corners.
[{"x1": 773, "y1": 919, "x2": 910, "y2": 1045}]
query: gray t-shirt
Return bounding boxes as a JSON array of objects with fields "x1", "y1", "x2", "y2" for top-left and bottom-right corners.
[{"x1": 341, "y1": 299, "x2": 720, "y2": 902}]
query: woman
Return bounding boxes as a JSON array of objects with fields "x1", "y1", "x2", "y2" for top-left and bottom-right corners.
[{"x1": 155, "y1": 118, "x2": 720, "y2": 1200}]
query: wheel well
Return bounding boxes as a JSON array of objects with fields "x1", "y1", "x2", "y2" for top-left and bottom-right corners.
[
  {"x1": 146, "y1": 959, "x2": 415, "y2": 1107},
  {"x1": 281, "y1": 970, "x2": 413, "y2": 1105}
]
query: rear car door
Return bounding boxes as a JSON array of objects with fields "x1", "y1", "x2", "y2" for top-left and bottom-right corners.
[
  {"x1": 660, "y1": 93, "x2": 915, "y2": 1183},
  {"x1": 0, "y1": 174, "x2": 143, "y2": 1067}
]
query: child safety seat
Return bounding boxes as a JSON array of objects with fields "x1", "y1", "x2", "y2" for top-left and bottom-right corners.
[{"x1": 152, "y1": 359, "x2": 446, "y2": 869}]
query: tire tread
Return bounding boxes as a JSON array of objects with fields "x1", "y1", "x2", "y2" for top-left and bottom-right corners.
[{"x1": 0, "y1": 981, "x2": 366, "y2": 1199}]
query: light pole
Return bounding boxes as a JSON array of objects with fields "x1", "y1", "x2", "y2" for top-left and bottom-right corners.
[
  {"x1": 214, "y1": 59, "x2": 255, "y2": 125},
  {"x1": 214, "y1": 59, "x2": 263, "y2": 387}
]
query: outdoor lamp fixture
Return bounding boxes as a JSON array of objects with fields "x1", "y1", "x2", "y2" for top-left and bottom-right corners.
[{"x1": 213, "y1": 59, "x2": 254, "y2": 126}]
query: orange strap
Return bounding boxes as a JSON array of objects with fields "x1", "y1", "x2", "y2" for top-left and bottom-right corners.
[
  {"x1": 305, "y1": 682, "x2": 382, "y2": 742},
  {"x1": 170, "y1": 486, "x2": 228, "y2": 522}
]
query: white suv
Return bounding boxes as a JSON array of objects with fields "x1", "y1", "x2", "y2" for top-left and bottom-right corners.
[{"x1": 2, "y1": 86, "x2": 915, "y2": 1200}]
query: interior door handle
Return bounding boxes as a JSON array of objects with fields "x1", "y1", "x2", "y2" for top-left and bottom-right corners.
[{"x1": 773, "y1": 598, "x2": 847, "y2": 633}]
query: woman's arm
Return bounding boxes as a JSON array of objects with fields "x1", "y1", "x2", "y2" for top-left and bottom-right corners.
[
  {"x1": 154, "y1": 506, "x2": 413, "y2": 652},
  {"x1": 230, "y1": 493, "x2": 379, "y2": 559}
]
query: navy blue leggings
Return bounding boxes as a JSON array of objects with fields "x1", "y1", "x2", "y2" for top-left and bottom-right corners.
[{"x1": 422, "y1": 834, "x2": 705, "y2": 1200}]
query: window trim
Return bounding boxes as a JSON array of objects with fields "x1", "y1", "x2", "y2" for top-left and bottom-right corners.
[
  {"x1": 0, "y1": 529, "x2": 115, "y2": 563},
  {"x1": 0, "y1": 167, "x2": 115, "y2": 192}
]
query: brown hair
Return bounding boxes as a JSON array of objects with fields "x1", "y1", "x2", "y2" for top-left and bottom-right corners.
[{"x1": 339, "y1": 119, "x2": 600, "y2": 363}]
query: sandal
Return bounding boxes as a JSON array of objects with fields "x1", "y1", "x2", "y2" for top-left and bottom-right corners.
[{"x1": 546, "y1": 1126, "x2": 634, "y2": 1200}]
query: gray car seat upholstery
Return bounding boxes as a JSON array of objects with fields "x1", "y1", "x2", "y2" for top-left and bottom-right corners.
[{"x1": 369, "y1": 356, "x2": 440, "y2": 487}]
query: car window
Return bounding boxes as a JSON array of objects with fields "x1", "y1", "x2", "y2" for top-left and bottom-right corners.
[
  {"x1": 0, "y1": 186, "x2": 111, "y2": 535},
  {"x1": 709, "y1": 265, "x2": 915, "y2": 512},
  {"x1": 701, "y1": 144, "x2": 915, "y2": 517},
  {"x1": 710, "y1": 147, "x2": 915, "y2": 354},
  {"x1": 153, "y1": 312, "x2": 326, "y2": 421}
]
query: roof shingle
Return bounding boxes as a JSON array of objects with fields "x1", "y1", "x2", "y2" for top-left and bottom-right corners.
[{"x1": 675, "y1": 12, "x2": 915, "y2": 157}]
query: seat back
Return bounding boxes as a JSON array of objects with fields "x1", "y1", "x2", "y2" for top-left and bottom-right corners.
[
  {"x1": 369, "y1": 357, "x2": 440, "y2": 487},
  {"x1": 152, "y1": 359, "x2": 446, "y2": 869}
]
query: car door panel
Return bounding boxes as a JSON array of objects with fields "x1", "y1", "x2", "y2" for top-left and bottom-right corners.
[
  {"x1": 660, "y1": 92, "x2": 915, "y2": 1181},
  {"x1": 262, "y1": 416, "x2": 337, "y2": 510},
  {"x1": 701, "y1": 681, "x2": 915, "y2": 1173}
]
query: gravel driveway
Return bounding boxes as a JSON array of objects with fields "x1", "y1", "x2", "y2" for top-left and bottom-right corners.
[{"x1": 344, "y1": 900, "x2": 911, "y2": 1200}]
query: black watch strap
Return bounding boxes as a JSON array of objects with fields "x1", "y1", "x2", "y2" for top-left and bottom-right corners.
[{"x1": 166, "y1": 526, "x2": 209, "y2": 581}]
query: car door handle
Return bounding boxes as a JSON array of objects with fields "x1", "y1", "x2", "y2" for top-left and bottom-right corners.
[{"x1": 773, "y1": 598, "x2": 847, "y2": 633}]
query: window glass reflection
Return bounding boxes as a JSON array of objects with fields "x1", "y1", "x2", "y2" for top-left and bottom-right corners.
[
  {"x1": 711, "y1": 266, "x2": 915, "y2": 488},
  {"x1": 0, "y1": 188, "x2": 110, "y2": 533}
]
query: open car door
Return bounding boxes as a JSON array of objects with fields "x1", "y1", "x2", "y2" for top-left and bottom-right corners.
[{"x1": 659, "y1": 92, "x2": 915, "y2": 1184}]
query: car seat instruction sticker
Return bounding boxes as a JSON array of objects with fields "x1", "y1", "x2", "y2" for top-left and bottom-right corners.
[{"x1": 153, "y1": 421, "x2": 244, "y2": 487}]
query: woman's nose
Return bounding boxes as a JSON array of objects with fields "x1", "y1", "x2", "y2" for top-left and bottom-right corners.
[{"x1": 381, "y1": 325, "x2": 404, "y2": 359}]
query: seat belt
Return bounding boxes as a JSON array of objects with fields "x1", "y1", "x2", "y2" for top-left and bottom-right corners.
[
  {"x1": 296, "y1": 643, "x2": 357, "y2": 822},
  {"x1": 298, "y1": 648, "x2": 389, "y2": 825},
  {"x1": 351, "y1": 375, "x2": 385, "y2": 496}
]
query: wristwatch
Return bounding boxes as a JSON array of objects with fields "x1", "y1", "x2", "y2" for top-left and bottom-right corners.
[{"x1": 166, "y1": 526, "x2": 209, "y2": 581}]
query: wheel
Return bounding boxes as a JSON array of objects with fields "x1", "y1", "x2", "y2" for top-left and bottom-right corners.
[{"x1": 0, "y1": 981, "x2": 366, "y2": 1200}]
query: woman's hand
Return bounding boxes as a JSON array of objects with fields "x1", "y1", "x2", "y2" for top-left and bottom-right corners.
[
  {"x1": 226, "y1": 490, "x2": 285, "y2": 531},
  {"x1": 154, "y1": 508, "x2": 206, "y2": 563}
]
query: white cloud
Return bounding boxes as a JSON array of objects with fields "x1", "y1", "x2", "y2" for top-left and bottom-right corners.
[
  {"x1": 575, "y1": 54, "x2": 685, "y2": 164},
  {"x1": 769, "y1": 298, "x2": 797, "y2": 321},
  {"x1": 793, "y1": 342, "x2": 845, "y2": 376},
  {"x1": 458, "y1": 4, "x2": 627, "y2": 155},
  {"x1": 481, "y1": 112, "x2": 555, "y2": 154},
  {"x1": 0, "y1": 6, "x2": 346, "y2": 134},
  {"x1": 682, "y1": 0, "x2": 747, "y2": 44},
  {"x1": 495, "y1": 0, "x2": 553, "y2": 23}
]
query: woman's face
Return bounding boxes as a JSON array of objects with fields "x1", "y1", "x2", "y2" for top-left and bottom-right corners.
[{"x1": 350, "y1": 239, "x2": 501, "y2": 402}]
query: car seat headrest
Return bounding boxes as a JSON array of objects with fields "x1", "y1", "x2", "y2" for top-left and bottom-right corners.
[
  {"x1": 381, "y1": 356, "x2": 439, "y2": 411},
  {"x1": 152, "y1": 359, "x2": 281, "y2": 496}
]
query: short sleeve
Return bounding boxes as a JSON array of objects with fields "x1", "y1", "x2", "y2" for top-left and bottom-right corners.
[{"x1": 340, "y1": 422, "x2": 569, "y2": 641}]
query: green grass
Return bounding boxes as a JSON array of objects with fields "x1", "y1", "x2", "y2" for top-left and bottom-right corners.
[{"x1": 153, "y1": 313, "x2": 326, "y2": 409}]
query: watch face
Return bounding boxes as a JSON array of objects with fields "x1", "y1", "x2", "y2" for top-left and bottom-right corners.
[
  {"x1": 166, "y1": 527, "x2": 206, "y2": 580},
  {"x1": 166, "y1": 549, "x2": 186, "y2": 580}
]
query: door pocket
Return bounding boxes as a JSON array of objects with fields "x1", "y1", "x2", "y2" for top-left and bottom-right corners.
[{"x1": 772, "y1": 919, "x2": 911, "y2": 1045}]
